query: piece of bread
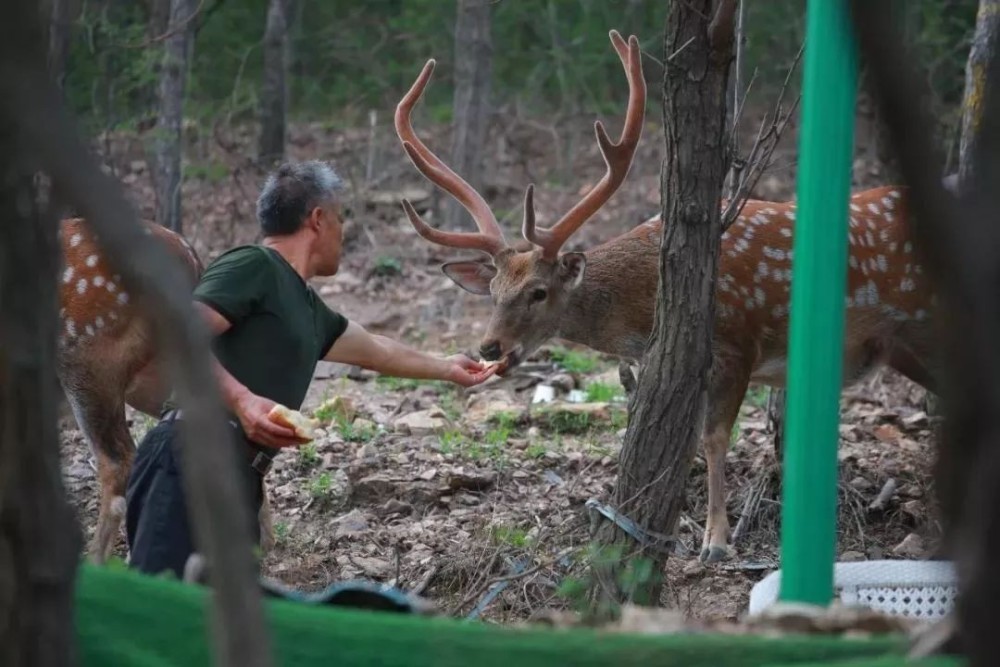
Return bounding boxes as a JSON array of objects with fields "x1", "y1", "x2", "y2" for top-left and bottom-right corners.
[{"x1": 267, "y1": 404, "x2": 319, "y2": 441}]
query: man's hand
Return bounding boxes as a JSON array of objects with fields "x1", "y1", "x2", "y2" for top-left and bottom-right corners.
[
  {"x1": 232, "y1": 391, "x2": 310, "y2": 449},
  {"x1": 443, "y1": 353, "x2": 497, "y2": 387}
]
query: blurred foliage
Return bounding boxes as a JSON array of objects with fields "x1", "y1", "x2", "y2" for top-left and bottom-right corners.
[{"x1": 61, "y1": 0, "x2": 978, "y2": 144}]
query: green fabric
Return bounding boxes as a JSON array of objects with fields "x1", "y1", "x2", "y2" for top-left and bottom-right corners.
[
  {"x1": 192, "y1": 245, "x2": 348, "y2": 417},
  {"x1": 75, "y1": 564, "x2": 936, "y2": 667}
]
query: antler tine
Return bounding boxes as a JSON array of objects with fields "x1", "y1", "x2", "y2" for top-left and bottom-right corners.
[
  {"x1": 523, "y1": 30, "x2": 646, "y2": 260},
  {"x1": 395, "y1": 59, "x2": 507, "y2": 255}
]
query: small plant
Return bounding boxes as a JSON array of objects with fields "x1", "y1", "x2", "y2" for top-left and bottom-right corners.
[
  {"x1": 372, "y1": 255, "x2": 403, "y2": 277},
  {"x1": 438, "y1": 429, "x2": 469, "y2": 454},
  {"x1": 273, "y1": 521, "x2": 289, "y2": 546},
  {"x1": 526, "y1": 442, "x2": 548, "y2": 459},
  {"x1": 298, "y1": 443, "x2": 320, "y2": 468},
  {"x1": 489, "y1": 523, "x2": 531, "y2": 548},
  {"x1": 309, "y1": 472, "x2": 332, "y2": 499},
  {"x1": 336, "y1": 414, "x2": 376, "y2": 443},
  {"x1": 744, "y1": 385, "x2": 770, "y2": 409},
  {"x1": 585, "y1": 381, "x2": 624, "y2": 403},
  {"x1": 549, "y1": 346, "x2": 599, "y2": 374}
]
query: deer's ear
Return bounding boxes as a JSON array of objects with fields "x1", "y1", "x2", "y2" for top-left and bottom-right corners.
[
  {"x1": 559, "y1": 252, "x2": 587, "y2": 290},
  {"x1": 442, "y1": 260, "x2": 496, "y2": 296}
]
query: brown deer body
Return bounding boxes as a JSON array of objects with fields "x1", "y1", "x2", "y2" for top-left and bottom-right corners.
[
  {"x1": 394, "y1": 30, "x2": 938, "y2": 563},
  {"x1": 56, "y1": 217, "x2": 276, "y2": 562}
]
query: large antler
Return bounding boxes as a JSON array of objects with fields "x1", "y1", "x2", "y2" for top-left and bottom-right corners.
[
  {"x1": 523, "y1": 30, "x2": 646, "y2": 260},
  {"x1": 395, "y1": 59, "x2": 507, "y2": 257}
]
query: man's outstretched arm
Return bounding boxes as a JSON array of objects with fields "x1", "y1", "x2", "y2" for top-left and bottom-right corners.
[{"x1": 324, "y1": 321, "x2": 493, "y2": 387}]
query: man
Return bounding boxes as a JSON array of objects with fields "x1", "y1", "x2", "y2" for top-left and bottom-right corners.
[{"x1": 125, "y1": 160, "x2": 493, "y2": 578}]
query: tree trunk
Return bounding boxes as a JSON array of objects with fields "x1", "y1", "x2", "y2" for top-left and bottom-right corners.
[
  {"x1": 444, "y1": 0, "x2": 492, "y2": 230},
  {"x1": 957, "y1": 0, "x2": 1000, "y2": 192},
  {"x1": 257, "y1": 0, "x2": 292, "y2": 167},
  {"x1": 591, "y1": 0, "x2": 735, "y2": 608},
  {"x1": 151, "y1": 0, "x2": 194, "y2": 233},
  {"x1": 0, "y1": 65, "x2": 84, "y2": 667}
]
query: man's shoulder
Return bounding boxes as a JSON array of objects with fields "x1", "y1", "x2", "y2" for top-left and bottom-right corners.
[{"x1": 204, "y1": 244, "x2": 272, "y2": 271}]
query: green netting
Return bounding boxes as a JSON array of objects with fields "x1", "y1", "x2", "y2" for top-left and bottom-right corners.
[{"x1": 74, "y1": 565, "x2": 963, "y2": 667}]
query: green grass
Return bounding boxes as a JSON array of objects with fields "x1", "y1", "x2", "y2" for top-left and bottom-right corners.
[
  {"x1": 549, "y1": 346, "x2": 601, "y2": 374},
  {"x1": 584, "y1": 381, "x2": 624, "y2": 403}
]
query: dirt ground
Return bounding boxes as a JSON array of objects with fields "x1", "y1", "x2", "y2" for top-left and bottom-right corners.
[{"x1": 59, "y1": 110, "x2": 941, "y2": 626}]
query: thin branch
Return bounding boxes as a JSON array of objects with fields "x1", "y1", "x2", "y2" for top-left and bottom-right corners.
[{"x1": 721, "y1": 42, "x2": 804, "y2": 231}]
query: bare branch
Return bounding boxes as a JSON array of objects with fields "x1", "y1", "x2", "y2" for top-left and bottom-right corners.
[{"x1": 721, "y1": 42, "x2": 804, "y2": 232}]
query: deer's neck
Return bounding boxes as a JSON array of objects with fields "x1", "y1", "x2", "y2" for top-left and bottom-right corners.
[{"x1": 556, "y1": 233, "x2": 659, "y2": 361}]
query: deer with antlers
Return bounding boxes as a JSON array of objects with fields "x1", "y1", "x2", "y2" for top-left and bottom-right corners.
[
  {"x1": 394, "y1": 30, "x2": 939, "y2": 563},
  {"x1": 57, "y1": 217, "x2": 276, "y2": 563}
]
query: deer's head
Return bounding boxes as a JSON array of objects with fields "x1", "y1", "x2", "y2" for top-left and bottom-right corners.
[{"x1": 395, "y1": 30, "x2": 645, "y2": 372}]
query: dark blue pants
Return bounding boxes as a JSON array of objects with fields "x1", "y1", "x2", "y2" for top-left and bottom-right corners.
[{"x1": 124, "y1": 416, "x2": 264, "y2": 579}]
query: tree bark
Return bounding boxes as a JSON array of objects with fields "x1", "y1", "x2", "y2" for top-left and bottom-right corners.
[
  {"x1": 258, "y1": 0, "x2": 292, "y2": 167},
  {"x1": 445, "y1": 0, "x2": 493, "y2": 230},
  {"x1": 591, "y1": 0, "x2": 735, "y2": 608},
  {"x1": 151, "y1": 0, "x2": 195, "y2": 233},
  {"x1": 0, "y1": 24, "x2": 84, "y2": 665},
  {"x1": 957, "y1": 0, "x2": 1000, "y2": 192}
]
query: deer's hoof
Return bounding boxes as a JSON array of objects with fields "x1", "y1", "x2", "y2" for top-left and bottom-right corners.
[{"x1": 699, "y1": 545, "x2": 729, "y2": 564}]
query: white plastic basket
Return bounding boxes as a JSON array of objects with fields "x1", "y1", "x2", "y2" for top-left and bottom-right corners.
[{"x1": 748, "y1": 560, "x2": 957, "y2": 620}]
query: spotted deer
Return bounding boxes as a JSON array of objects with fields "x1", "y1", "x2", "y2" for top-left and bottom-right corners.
[
  {"x1": 57, "y1": 217, "x2": 275, "y2": 562},
  {"x1": 394, "y1": 30, "x2": 938, "y2": 563}
]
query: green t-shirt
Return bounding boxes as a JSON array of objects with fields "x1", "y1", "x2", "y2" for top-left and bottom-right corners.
[{"x1": 191, "y1": 245, "x2": 349, "y2": 434}]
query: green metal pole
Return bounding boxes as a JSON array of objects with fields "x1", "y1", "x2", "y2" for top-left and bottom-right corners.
[{"x1": 778, "y1": 0, "x2": 858, "y2": 606}]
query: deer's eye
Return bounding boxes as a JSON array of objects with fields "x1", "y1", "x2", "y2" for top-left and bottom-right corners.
[{"x1": 531, "y1": 288, "x2": 547, "y2": 302}]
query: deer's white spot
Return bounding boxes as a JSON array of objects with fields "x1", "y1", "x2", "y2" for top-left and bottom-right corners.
[
  {"x1": 763, "y1": 207, "x2": 778, "y2": 215},
  {"x1": 781, "y1": 226, "x2": 792, "y2": 237},
  {"x1": 76, "y1": 278, "x2": 87, "y2": 294},
  {"x1": 867, "y1": 202, "x2": 880, "y2": 214},
  {"x1": 117, "y1": 292, "x2": 129, "y2": 305},
  {"x1": 877, "y1": 255, "x2": 888, "y2": 272},
  {"x1": 850, "y1": 217, "x2": 860, "y2": 228},
  {"x1": 885, "y1": 212, "x2": 894, "y2": 223},
  {"x1": 757, "y1": 261, "x2": 769, "y2": 276},
  {"x1": 900, "y1": 277, "x2": 916, "y2": 292},
  {"x1": 851, "y1": 203, "x2": 862, "y2": 213},
  {"x1": 744, "y1": 298, "x2": 756, "y2": 310},
  {"x1": 882, "y1": 197, "x2": 893, "y2": 209},
  {"x1": 735, "y1": 238, "x2": 750, "y2": 252},
  {"x1": 915, "y1": 264, "x2": 923, "y2": 275},
  {"x1": 889, "y1": 241, "x2": 898, "y2": 252},
  {"x1": 63, "y1": 267, "x2": 74, "y2": 283},
  {"x1": 107, "y1": 282, "x2": 117, "y2": 293},
  {"x1": 722, "y1": 232, "x2": 730, "y2": 241},
  {"x1": 727, "y1": 250, "x2": 738, "y2": 258},
  {"x1": 70, "y1": 233, "x2": 82, "y2": 247},
  {"x1": 849, "y1": 255, "x2": 859, "y2": 269},
  {"x1": 743, "y1": 226, "x2": 756, "y2": 240},
  {"x1": 916, "y1": 309, "x2": 927, "y2": 320},
  {"x1": 754, "y1": 287, "x2": 767, "y2": 306},
  {"x1": 889, "y1": 190, "x2": 902, "y2": 199},
  {"x1": 739, "y1": 285, "x2": 750, "y2": 298},
  {"x1": 865, "y1": 231, "x2": 875, "y2": 246},
  {"x1": 751, "y1": 214, "x2": 769, "y2": 226},
  {"x1": 905, "y1": 263, "x2": 912, "y2": 274},
  {"x1": 904, "y1": 241, "x2": 913, "y2": 254},
  {"x1": 880, "y1": 229, "x2": 891, "y2": 243},
  {"x1": 66, "y1": 319, "x2": 76, "y2": 337},
  {"x1": 93, "y1": 275, "x2": 105, "y2": 287},
  {"x1": 854, "y1": 281, "x2": 880, "y2": 307},
  {"x1": 763, "y1": 246, "x2": 785, "y2": 261},
  {"x1": 772, "y1": 304, "x2": 788, "y2": 318},
  {"x1": 85, "y1": 254, "x2": 98, "y2": 268},
  {"x1": 109, "y1": 311, "x2": 118, "y2": 321},
  {"x1": 85, "y1": 324, "x2": 94, "y2": 336},
  {"x1": 868, "y1": 257, "x2": 878, "y2": 272},
  {"x1": 95, "y1": 316, "x2": 105, "y2": 328},
  {"x1": 786, "y1": 211, "x2": 796, "y2": 221}
]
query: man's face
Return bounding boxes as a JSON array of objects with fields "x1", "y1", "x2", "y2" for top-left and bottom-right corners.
[{"x1": 310, "y1": 198, "x2": 344, "y2": 276}]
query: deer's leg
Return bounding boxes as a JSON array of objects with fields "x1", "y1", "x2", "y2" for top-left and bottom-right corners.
[
  {"x1": 124, "y1": 357, "x2": 169, "y2": 417},
  {"x1": 258, "y1": 480, "x2": 275, "y2": 554},
  {"x1": 65, "y1": 383, "x2": 134, "y2": 563},
  {"x1": 700, "y1": 352, "x2": 752, "y2": 564},
  {"x1": 618, "y1": 360, "x2": 637, "y2": 396}
]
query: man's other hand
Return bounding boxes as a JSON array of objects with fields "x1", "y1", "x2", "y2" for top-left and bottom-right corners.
[{"x1": 234, "y1": 392, "x2": 310, "y2": 448}]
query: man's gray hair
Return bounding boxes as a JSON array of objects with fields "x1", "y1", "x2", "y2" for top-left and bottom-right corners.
[{"x1": 256, "y1": 160, "x2": 345, "y2": 236}]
